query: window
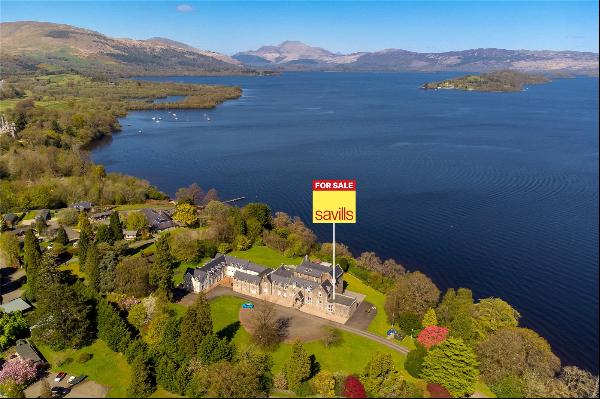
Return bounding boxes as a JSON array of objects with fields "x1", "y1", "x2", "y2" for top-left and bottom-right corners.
[
  {"x1": 319, "y1": 292, "x2": 322, "y2": 297},
  {"x1": 327, "y1": 304, "x2": 333, "y2": 313},
  {"x1": 307, "y1": 296, "x2": 312, "y2": 304}
]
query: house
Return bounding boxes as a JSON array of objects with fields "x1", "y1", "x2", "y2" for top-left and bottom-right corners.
[
  {"x1": 123, "y1": 230, "x2": 138, "y2": 241},
  {"x1": 89, "y1": 210, "x2": 113, "y2": 223},
  {"x1": 139, "y1": 208, "x2": 176, "y2": 232},
  {"x1": 0, "y1": 298, "x2": 32, "y2": 314},
  {"x1": 15, "y1": 339, "x2": 43, "y2": 364},
  {"x1": 184, "y1": 255, "x2": 358, "y2": 323},
  {"x1": 70, "y1": 201, "x2": 93, "y2": 212},
  {"x1": 12, "y1": 226, "x2": 32, "y2": 238},
  {"x1": 36, "y1": 209, "x2": 50, "y2": 221},
  {"x1": 2, "y1": 213, "x2": 18, "y2": 228}
]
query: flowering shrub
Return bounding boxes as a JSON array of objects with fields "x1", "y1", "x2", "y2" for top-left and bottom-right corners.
[
  {"x1": 342, "y1": 375, "x2": 366, "y2": 398},
  {"x1": 0, "y1": 358, "x2": 37, "y2": 385},
  {"x1": 417, "y1": 325, "x2": 449, "y2": 349},
  {"x1": 427, "y1": 383, "x2": 452, "y2": 398}
]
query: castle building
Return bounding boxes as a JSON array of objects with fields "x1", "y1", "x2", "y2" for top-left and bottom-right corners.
[{"x1": 183, "y1": 254, "x2": 359, "y2": 323}]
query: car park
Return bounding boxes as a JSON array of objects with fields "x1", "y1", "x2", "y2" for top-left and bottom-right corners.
[{"x1": 54, "y1": 372, "x2": 66, "y2": 382}]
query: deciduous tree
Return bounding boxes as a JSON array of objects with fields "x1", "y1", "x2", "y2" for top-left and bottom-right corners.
[
  {"x1": 384, "y1": 271, "x2": 440, "y2": 322},
  {"x1": 472, "y1": 298, "x2": 520, "y2": 340}
]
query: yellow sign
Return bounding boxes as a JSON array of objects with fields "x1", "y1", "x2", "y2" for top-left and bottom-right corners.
[{"x1": 312, "y1": 179, "x2": 357, "y2": 224}]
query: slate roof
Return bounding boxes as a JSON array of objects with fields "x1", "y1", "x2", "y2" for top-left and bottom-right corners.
[
  {"x1": 71, "y1": 201, "x2": 93, "y2": 210},
  {"x1": 328, "y1": 293, "x2": 356, "y2": 307},
  {"x1": 295, "y1": 257, "x2": 344, "y2": 280},
  {"x1": 223, "y1": 255, "x2": 269, "y2": 274},
  {"x1": 0, "y1": 298, "x2": 32, "y2": 313},
  {"x1": 15, "y1": 340, "x2": 43, "y2": 363},
  {"x1": 233, "y1": 270, "x2": 263, "y2": 285},
  {"x1": 269, "y1": 266, "x2": 294, "y2": 286},
  {"x1": 290, "y1": 276, "x2": 319, "y2": 291},
  {"x1": 190, "y1": 256, "x2": 226, "y2": 283},
  {"x1": 90, "y1": 210, "x2": 113, "y2": 219},
  {"x1": 140, "y1": 208, "x2": 176, "y2": 231},
  {"x1": 3, "y1": 213, "x2": 18, "y2": 224},
  {"x1": 36, "y1": 209, "x2": 50, "y2": 220}
]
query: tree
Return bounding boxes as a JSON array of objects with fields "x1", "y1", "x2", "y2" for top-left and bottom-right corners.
[
  {"x1": 97, "y1": 299, "x2": 132, "y2": 353},
  {"x1": 422, "y1": 307, "x2": 437, "y2": 327},
  {"x1": 95, "y1": 224, "x2": 113, "y2": 245},
  {"x1": 234, "y1": 234, "x2": 252, "y2": 251},
  {"x1": 0, "y1": 311, "x2": 28, "y2": 350},
  {"x1": 490, "y1": 375, "x2": 525, "y2": 398},
  {"x1": 197, "y1": 334, "x2": 235, "y2": 365},
  {"x1": 384, "y1": 271, "x2": 440, "y2": 322},
  {"x1": 0, "y1": 358, "x2": 37, "y2": 386},
  {"x1": 284, "y1": 341, "x2": 312, "y2": 391},
  {"x1": 421, "y1": 338, "x2": 479, "y2": 397},
  {"x1": 343, "y1": 375, "x2": 367, "y2": 398},
  {"x1": 558, "y1": 366, "x2": 598, "y2": 398},
  {"x1": 242, "y1": 203, "x2": 272, "y2": 228},
  {"x1": 39, "y1": 378, "x2": 52, "y2": 398},
  {"x1": 472, "y1": 298, "x2": 520, "y2": 340},
  {"x1": 109, "y1": 212, "x2": 123, "y2": 241},
  {"x1": 35, "y1": 217, "x2": 47, "y2": 236},
  {"x1": 127, "y1": 354, "x2": 154, "y2": 398},
  {"x1": 31, "y1": 283, "x2": 94, "y2": 350},
  {"x1": 405, "y1": 344, "x2": 427, "y2": 378},
  {"x1": 176, "y1": 183, "x2": 205, "y2": 205},
  {"x1": 127, "y1": 303, "x2": 147, "y2": 331},
  {"x1": 476, "y1": 327, "x2": 561, "y2": 385},
  {"x1": 201, "y1": 360, "x2": 270, "y2": 398},
  {"x1": 115, "y1": 256, "x2": 151, "y2": 297},
  {"x1": 248, "y1": 301, "x2": 281, "y2": 348},
  {"x1": 126, "y1": 211, "x2": 148, "y2": 231},
  {"x1": 179, "y1": 293, "x2": 213, "y2": 358},
  {"x1": 23, "y1": 229, "x2": 42, "y2": 300},
  {"x1": 361, "y1": 352, "x2": 408, "y2": 397},
  {"x1": 150, "y1": 234, "x2": 174, "y2": 297},
  {"x1": 57, "y1": 208, "x2": 79, "y2": 226},
  {"x1": 98, "y1": 250, "x2": 118, "y2": 293},
  {"x1": 84, "y1": 244, "x2": 100, "y2": 291},
  {"x1": 0, "y1": 232, "x2": 20, "y2": 268},
  {"x1": 417, "y1": 326, "x2": 449, "y2": 349},
  {"x1": 245, "y1": 217, "x2": 263, "y2": 241},
  {"x1": 55, "y1": 225, "x2": 69, "y2": 246},
  {"x1": 396, "y1": 312, "x2": 422, "y2": 336},
  {"x1": 173, "y1": 202, "x2": 199, "y2": 227},
  {"x1": 78, "y1": 221, "x2": 92, "y2": 265},
  {"x1": 436, "y1": 288, "x2": 474, "y2": 327},
  {"x1": 312, "y1": 371, "x2": 336, "y2": 398},
  {"x1": 321, "y1": 326, "x2": 342, "y2": 348}
]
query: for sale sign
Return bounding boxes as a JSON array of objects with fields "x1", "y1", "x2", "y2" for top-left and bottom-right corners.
[{"x1": 312, "y1": 179, "x2": 357, "y2": 224}]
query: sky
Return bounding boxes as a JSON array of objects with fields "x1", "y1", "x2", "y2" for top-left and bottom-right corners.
[{"x1": 1, "y1": 1, "x2": 598, "y2": 55}]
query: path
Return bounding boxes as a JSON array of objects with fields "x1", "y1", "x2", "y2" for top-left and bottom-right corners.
[{"x1": 202, "y1": 287, "x2": 410, "y2": 355}]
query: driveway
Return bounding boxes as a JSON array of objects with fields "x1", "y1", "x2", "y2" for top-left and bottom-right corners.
[
  {"x1": 25, "y1": 374, "x2": 108, "y2": 398},
  {"x1": 185, "y1": 287, "x2": 410, "y2": 355}
]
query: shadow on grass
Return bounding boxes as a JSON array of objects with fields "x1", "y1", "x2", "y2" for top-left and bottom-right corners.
[{"x1": 217, "y1": 321, "x2": 241, "y2": 341}]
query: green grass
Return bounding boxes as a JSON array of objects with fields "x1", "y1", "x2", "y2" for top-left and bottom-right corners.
[
  {"x1": 36, "y1": 340, "x2": 131, "y2": 398},
  {"x1": 59, "y1": 261, "x2": 86, "y2": 280},
  {"x1": 229, "y1": 246, "x2": 302, "y2": 269},
  {"x1": 208, "y1": 296, "x2": 411, "y2": 378},
  {"x1": 151, "y1": 387, "x2": 184, "y2": 398},
  {"x1": 344, "y1": 273, "x2": 390, "y2": 336},
  {"x1": 173, "y1": 259, "x2": 209, "y2": 285},
  {"x1": 475, "y1": 380, "x2": 497, "y2": 398},
  {"x1": 23, "y1": 210, "x2": 37, "y2": 220}
]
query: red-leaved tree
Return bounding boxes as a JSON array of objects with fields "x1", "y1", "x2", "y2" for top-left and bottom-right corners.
[
  {"x1": 0, "y1": 358, "x2": 38, "y2": 385},
  {"x1": 343, "y1": 375, "x2": 366, "y2": 398},
  {"x1": 427, "y1": 383, "x2": 452, "y2": 398},
  {"x1": 417, "y1": 325, "x2": 449, "y2": 349}
]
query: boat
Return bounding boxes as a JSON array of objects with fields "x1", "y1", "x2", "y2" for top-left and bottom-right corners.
[{"x1": 151, "y1": 117, "x2": 156, "y2": 120}]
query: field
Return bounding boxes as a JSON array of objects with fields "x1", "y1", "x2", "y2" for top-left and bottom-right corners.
[{"x1": 344, "y1": 273, "x2": 389, "y2": 336}]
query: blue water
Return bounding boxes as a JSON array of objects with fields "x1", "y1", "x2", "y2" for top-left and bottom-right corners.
[{"x1": 92, "y1": 72, "x2": 599, "y2": 372}]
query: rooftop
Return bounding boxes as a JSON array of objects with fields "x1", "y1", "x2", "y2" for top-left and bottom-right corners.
[{"x1": 0, "y1": 298, "x2": 32, "y2": 313}]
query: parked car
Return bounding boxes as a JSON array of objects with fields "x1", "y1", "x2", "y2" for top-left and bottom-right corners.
[
  {"x1": 51, "y1": 386, "x2": 70, "y2": 397},
  {"x1": 54, "y1": 371, "x2": 66, "y2": 382},
  {"x1": 242, "y1": 302, "x2": 254, "y2": 309},
  {"x1": 68, "y1": 374, "x2": 87, "y2": 386}
]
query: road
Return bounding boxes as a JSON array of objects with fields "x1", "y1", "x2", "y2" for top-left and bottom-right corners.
[{"x1": 204, "y1": 286, "x2": 410, "y2": 355}]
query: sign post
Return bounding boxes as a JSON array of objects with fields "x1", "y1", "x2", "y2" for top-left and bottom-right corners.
[{"x1": 312, "y1": 179, "x2": 357, "y2": 299}]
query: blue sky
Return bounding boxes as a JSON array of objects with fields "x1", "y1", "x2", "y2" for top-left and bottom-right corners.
[{"x1": 1, "y1": 1, "x2": 598, "y2": 55}]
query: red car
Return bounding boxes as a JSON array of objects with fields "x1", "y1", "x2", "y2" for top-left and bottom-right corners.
[{"x1": 54, "y1": 372, "x2": 67, "y2": 382}]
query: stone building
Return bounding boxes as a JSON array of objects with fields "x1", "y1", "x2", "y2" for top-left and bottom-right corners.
[{"x1": 184, "y1": 254, "x2": 359, "y2": 323}]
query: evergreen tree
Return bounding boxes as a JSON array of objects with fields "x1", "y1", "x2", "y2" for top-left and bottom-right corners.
[
  {"x1": 284, "y1": 341, "x2": 312, "y2": 391},
  {"x1": 421, "y1": 337, "x2": 480, "y2": 397},
  {"x1": 55, "y1": 225, "x2": 69, "y2": 246},
  {"x1": 109, "y1": 212, "x2": 123, "y2": 241},
  {"x1": 361, "y1": 352, "x2": 406, "y2": 397},
  {"x1": 84, "y1": 244, "x2": 100, "y2": 291},
  {"x1": 197, "y1": 334, "x2": 235, "y2": 365},
  {"x1": 97, "y1": 299, "x2": 132, "y2": 353},
  {"x1": 95, "y1": 224, "x2": 113, "y2": 245},
  {"x1": 78, "y1": 222, "x2": 92, "y2": 265},
  {"x1": 35, "y1": 217, "x2": 47, "y2": 236},
  {"x1": 127, "y1": 354, "x2": 155, "y2": 398},
  {"x1": 179, "y1": 293, "x2": 213, "y2": 358},
  {"x1": 150, "y1": 234, "x2": 174, "y2": 298},
  {"x1": 422, "y1": 307, "x2": 438, "y2": 327},
  {"x1": 98, "y1": 251, "x2": 118, "y2": 293},
  {"x1": 23, "y1": 229, "x2": 42, "y2": 300}
]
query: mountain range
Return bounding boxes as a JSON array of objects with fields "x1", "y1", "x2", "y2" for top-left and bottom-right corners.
[
  {"x1": 234, "y1": 40, "x2": 599, "y2": 74},
  {"x1": 1, "y1": 21, "x2": 598, "y2": 76}
]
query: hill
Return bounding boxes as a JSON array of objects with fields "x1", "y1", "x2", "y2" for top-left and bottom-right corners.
[
  {"x1": 0, "y1": 21, "x2": 243, "y2": 77},
  {"x1": 234, "y1": 41, "x2": 599, "y2": 74},
  {"x1": 421, "y1": 70, "x2": 551, "y2": 92}
]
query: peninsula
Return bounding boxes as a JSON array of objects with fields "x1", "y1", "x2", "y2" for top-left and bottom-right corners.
[{"x1": 421, "y1": 70, "x2": 551, "y2": 92}]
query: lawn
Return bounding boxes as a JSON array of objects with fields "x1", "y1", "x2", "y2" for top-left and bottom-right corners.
[
  {"x1": 344, "y1": 273, "x2": 390, "y2": 336},
  {"x1": 36, "y1": 340, "x2": 131, "y2": 398},
  {"x1": 208, "y1": 296, "x2": 411, "y2": 378},
  {"x1": 59, "y1": 261, "x2": 86, "y2": 280},
  {"x1": 23, "y1": 210, "x2": 37, "y2": 220},
  {"x1": 229, "y1": 246, "x2": 302, "y2": 269},
  {"x1": 173, "y1": 258, "x2": 209, "y2": 286}
]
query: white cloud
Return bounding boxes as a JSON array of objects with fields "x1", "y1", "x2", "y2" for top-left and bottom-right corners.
[{"x1": 176, "y1": 4, "x2": 193, "y2": 13}]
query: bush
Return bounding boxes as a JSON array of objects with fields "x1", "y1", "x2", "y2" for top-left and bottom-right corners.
[
  {"x1": 77, "y1": 352, "x2": 93, "y2": 363},
  {"x1": 217, "y1": 243, "x2": 232, "y2": 254},
  {"x1": 342, "y1": 375, "x2": 366, "y2": 398},
  {"x1": 273, "y1": 371, "x2": 287, "y2": 390},
  {"x1": 321, "y1": 326, "x2": 342, "y2": 348},
  {"x1": 295, "y1": 380, "x2": 315, "y2": 397},
  {"x1": 405, "y1": 344, "x2": 427, "y2": 378},
  {"x1": 427, "y1": 383, "x2": 451, "y2": 398},
  {"x1": 57, "y1": 357, "x2": 73, "y2": 367},
  {"x1": 397, "y1": 312, "x2": 422, "y2": 335}
]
